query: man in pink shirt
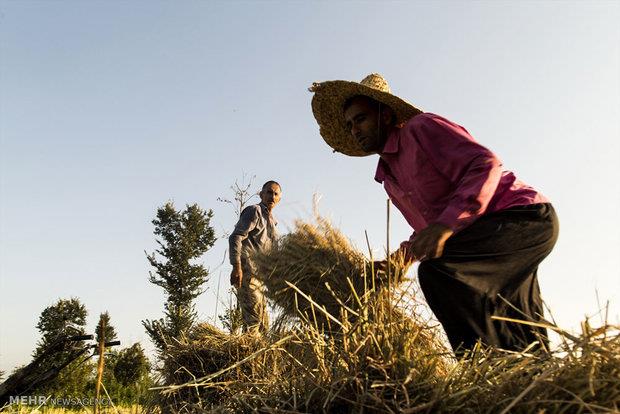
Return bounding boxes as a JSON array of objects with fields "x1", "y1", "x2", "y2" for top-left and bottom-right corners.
[{"x1": 310, "y1": 74, "x2": 559, "y2": 355}]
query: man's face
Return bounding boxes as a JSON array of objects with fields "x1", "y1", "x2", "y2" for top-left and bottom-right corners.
[
  {"x1": 260, "y1": 183, "x2": 281, "y2": 211},
  {"x1": 344, "y1": 96, "x2": 390, "y2": 154}
]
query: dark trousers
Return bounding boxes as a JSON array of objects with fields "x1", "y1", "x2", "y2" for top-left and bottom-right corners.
[{"x1": 418, "y1": 203, "x2": 559, "y2": 354}]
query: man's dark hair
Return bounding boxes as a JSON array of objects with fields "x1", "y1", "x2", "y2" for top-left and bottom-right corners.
[
  {"x1": 343, "y1": 95, "x2": 396, "y2": 125},
  {"x1": 262, "y1": 180, "x2": 281, "y2": 191},
  {"x1": 343, "y1": 95, "x2": 383, "y2": 112}
]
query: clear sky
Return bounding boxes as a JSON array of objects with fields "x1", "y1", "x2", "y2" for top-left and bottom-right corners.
[{"x1": 1, "y1": 1, "x2": 618, "y2": 374}]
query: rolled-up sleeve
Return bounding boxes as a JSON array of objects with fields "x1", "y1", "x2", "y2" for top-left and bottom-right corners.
[
  {"x1": 229, "y1": 206, "x2": 258, "y2": 265},
  {"x1": 413, "y1": 115, "x2": 503, "y2": 231}
]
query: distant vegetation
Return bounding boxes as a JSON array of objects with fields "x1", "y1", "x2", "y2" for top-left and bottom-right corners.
[{"x1": 1, "y1": 298, "x2": 153, "y2": 411}]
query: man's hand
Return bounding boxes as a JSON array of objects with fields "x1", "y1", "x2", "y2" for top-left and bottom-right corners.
[
  {"x1": 230, "y1": 263, "x2": 243, "y2": 288},
  {"x1": 409, "y1": 223, "x2": 454, "y2": 261},
  {"x1": 367, "y1": 247, "x2": 412, "y2": 282}
]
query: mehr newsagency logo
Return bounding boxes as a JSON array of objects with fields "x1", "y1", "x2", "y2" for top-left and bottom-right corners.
[{"x1": 9, "y1": 395, "x2": 111, "y2": 406}]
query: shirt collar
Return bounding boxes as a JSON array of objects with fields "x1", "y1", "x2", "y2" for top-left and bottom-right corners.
[
  {"x1": 381, "y1": 128, "x2": 401, "y2": 155},
  {"x1": 374, "y1": 129, "x2": 400, "y2": 183},
  {"x1": 259, "y1": 202, "x2": 277, "y2": 225}
]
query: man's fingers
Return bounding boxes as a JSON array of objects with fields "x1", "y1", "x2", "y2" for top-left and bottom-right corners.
[
  {"x1": 434, "y1": 245, "x2": 443, "y2": 258},
  {"x1": 411, "y1": 239, "x2": 427, "y2": 260},
  {"x1": 425, "y1": 244, "x2": 441, "y2": 260},
  {"x1": 412, "y1": 240, "x2": 435, "y2": 261},
  {"x1": 409, "y1": 224, "x2": 453, "y2": 261},
  {"x1": 430, "y1": 238, "x2": 449, "y2": 259}
]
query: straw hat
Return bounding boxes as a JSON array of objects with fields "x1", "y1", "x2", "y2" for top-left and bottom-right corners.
[{"x1": 309, "y1": 73, "x2": 423, "y2": 157}]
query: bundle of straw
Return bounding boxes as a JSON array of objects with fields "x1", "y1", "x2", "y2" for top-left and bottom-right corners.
[
  {"x1": 252, "y1": 215, "x2": 408, "y2": 329},
  {"x1": 159, "y1": 322, "x2": 277, "y2": 411}
]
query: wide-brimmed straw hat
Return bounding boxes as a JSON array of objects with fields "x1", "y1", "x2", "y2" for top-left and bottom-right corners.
[{"x1": 309, "y1": 73, "x2": 423, "y2": 157}]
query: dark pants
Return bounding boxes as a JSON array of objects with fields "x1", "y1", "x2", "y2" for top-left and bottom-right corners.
[{"x1": 418, "y1": 203, "x2": 559, "y2": 355}]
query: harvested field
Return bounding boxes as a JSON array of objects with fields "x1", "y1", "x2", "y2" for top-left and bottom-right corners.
[{"x1": 153, "y1": 216, "x2": 620, "y2": 413}]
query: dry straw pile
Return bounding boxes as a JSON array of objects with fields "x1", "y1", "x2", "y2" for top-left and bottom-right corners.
[
  {"x1": 154, "y1": 216, "x2": 620, "y2": 413},
  {"x1": 252, "y1": 215, "x2": 408, "y2": 330}
]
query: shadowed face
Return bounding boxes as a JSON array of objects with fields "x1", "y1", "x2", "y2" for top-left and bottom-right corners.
[
  {"x1": 344, "y1": 96, "x2": 393, "y2": 154},
  {"x1": 260, "y1": 183, "x2": 281, "y2": 212}
]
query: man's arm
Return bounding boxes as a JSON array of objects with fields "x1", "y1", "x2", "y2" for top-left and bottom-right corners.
[
  {"x1": 404, "y1": 115, "x2": 503, "y2": 260},
  {"x1": 229, "y1": 206, "x2": 259, "y2": 287},
  {"x1": 412, "y1": 114, "x2": 504, "y2": 232}
]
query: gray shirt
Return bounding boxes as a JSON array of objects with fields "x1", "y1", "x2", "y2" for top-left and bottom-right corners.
[{"x1": 229, "y1": 202, "x2": 278, "y2": 273}]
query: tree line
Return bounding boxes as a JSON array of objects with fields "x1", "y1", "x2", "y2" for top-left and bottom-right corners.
[{"x1": 3, "y1": 194, "x2": 240, "y2": 407}]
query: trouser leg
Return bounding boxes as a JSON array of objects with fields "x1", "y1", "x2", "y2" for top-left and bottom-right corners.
[
  {"x1": 495, "y1": 267, "x2": 549, "y2": 350},
  {"x1": 418, "y1": 266, "x2": 498, "y2": 352},
  {"x1": 418, "y1": 203, "x2": 558, "y2": 354},
  {"x1": 237, "y1": 272, "x2": 269, "y2": 333}
]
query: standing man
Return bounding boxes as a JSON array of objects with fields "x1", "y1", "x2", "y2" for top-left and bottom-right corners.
[
  {"x1": 229, "y1": 181, "x2": 281, "y2": 333},
  {"x1": 309, "y1": 74, "x2": 559, "y2": 355}
]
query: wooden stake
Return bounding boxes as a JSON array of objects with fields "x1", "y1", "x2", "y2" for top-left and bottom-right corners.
[
  {"x1": 94, "y1": 319, "x2": 105, "y2": 414},
  {"x1": 387, "y1": 199, "x2": 393, "y2": 331},
  {"x1": 386, "y1": 198, "x2": 391, "y2": 289}
]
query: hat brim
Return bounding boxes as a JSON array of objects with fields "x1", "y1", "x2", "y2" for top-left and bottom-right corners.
[{"x1": 311, "y1": 80, "x2": 423, "y2": 157}]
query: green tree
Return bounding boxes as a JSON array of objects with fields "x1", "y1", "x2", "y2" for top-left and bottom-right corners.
[
  {"x1": 45, "y1": 359, "x2": 95, "y2": 397},
  {"x1": 93, "y1": 311, "x2": 118, "y2": 404},
  {"x1": 142, "y1": 202, "x2": 216, "y2": 353},
  {"x1": 66, "y1": 343, "x2": 153, "y2": 407},
  {"x1": 85, "y1": 343, "x2": 153, "y2": 407},
  {"x1": 113, "y1": 343, "x2": 149, "y2": 386},
  {"x1": 34, "y1": 298, "x2": 87, "y2": 358},
  {"x1": 95, "y1": 311, "x2": 117, "y2": 344},
  {"x1": 31, "y1": 298, "x2": 92, "y2": 396}
]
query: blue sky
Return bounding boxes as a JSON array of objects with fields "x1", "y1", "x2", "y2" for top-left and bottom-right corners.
[{"x1": 1, "y1": 1, "x2": 618, "y2": 373}]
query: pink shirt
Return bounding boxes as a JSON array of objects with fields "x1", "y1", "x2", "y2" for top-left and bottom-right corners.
[{"x1": 375, "y1": 113, "x2": 549, "y2": 238}]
